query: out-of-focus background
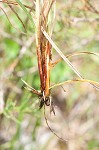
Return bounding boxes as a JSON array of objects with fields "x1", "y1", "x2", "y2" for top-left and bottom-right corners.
[{"x1": 0, "y1": 0, "x2": 99, "y2": 150}]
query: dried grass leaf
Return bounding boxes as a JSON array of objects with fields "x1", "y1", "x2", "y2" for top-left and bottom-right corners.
[
  {"x1": 51, "y1": 51, "x2": 99, "y2": 67},
  {"x1": 50, "y1": 78, "x2": 99, "y2": 90}
]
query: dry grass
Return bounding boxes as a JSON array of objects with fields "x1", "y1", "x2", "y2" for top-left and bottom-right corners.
[{"x1": 0, "y1": 0, "x2": 99, "y2": 150}]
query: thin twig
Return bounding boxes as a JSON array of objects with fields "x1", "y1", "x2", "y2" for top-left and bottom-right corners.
[{"x1": 44, "y1": 104, "x2": 68, "y2": 142}]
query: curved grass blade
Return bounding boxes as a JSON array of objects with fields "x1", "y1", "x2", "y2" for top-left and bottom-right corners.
[
  {"x1": 0, "y1": 6, "x2": 27, "y2": 34},
  {"x1": 0, "y1": 6, "x2": 12, "y2": 25},
  {"x1": 21, "y1": 79, "x2": 41, "y2": 95},
  {"x1": 8, "y1": 4, "x2": 27, "y2": 32},
  {"x1": 21, "y1": 79, "x2": 36, "y2": 91},
  {"x1": 51, "y1": 51, "x2": 99, "y2": 67},
  {"x1": 66, "y1": 51, "x2": 99, "y2": 58},
  {"x1": 50, "y1": 78, "x2": 99, "y2": 90},
  {"x1": 15, "y1": 0, "x2": 35, "y2": 28}
]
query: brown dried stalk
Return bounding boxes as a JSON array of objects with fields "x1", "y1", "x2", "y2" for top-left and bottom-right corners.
[
  {"x1": 7, "y1": 0, "x2": 98, "y2": 142},
  {"x1": 35, "y1": 0, "x2": 54, "y2": 112},
  {"x1": 20, "y1": 0, "x2": 99, "y2": 111},
  {"x1": 1, "y1": 0, "x2": 99, "y2": 142}
]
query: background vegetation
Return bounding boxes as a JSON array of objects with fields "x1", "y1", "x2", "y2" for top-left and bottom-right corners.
[{"x1": 0, "y1": 0, "x2": 99, "y2": 150}]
